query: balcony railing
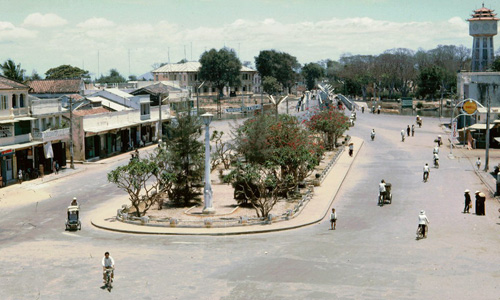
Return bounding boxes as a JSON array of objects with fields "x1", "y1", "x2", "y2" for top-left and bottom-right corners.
[{"x1": 32, "y1": 128, "x2": 70, "y2": 142}]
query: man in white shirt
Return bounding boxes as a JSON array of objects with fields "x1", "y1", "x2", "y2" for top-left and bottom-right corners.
[
  {"x1": 330, "y1": 208, "x2": 337, "y2": 230},
  {"x1": 418, "y1": 210, "x2": 430, "y2": 238},
  {"x1": 102, "y1": 252, "x2": 115, "y2": 283},
  {"x1": 476, "y1": 157, "x2": 481, "y2": 171},
  {"x1": 423, "y1": 163, "x2": 430, "y2": 182},
  {"x1": 379, "y1": 179, "x2": 386, "y2": 205}
]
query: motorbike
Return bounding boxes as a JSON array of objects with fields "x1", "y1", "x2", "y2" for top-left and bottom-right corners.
[
  {"x1": 371, "y1": 133, "x2": 375, "y2": 141},
  {"x1": 416, "y1": 225, "x2": 428, "y2": 240}
]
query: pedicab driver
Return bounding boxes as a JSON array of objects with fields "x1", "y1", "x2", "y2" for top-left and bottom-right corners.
[{"x1": 102, "y1": 252, "x2": 115, "y2": 283}]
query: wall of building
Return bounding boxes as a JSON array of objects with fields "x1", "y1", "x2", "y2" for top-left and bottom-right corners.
[{"x1": 457, "y1": 72, "x2": 500, "y2": 106}]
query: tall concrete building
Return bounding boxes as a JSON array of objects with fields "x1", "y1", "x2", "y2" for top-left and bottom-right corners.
[{"x1": 468, "y1": 4, "x2": 499, "y2": 72}]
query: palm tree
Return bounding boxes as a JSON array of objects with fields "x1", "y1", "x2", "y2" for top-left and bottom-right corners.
[{"x1": 1, "y1": 59, "x2": 26, "y2": 82}]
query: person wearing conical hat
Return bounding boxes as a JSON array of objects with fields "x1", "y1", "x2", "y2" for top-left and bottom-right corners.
[
  {"x1": 463, "y1": 189, "x2": 471, "y2": 213},
  {"x1": 474, "y1": 191, "x2": 481, "y2": 215}
]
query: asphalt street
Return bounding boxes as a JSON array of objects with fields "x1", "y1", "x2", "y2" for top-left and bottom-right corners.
[{"x1": 0, "y1": 106, "x2": 499, "y2": 299}]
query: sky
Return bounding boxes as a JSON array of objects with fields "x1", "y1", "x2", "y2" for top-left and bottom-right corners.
[{"x1": 0, "y1": 0, "x2": 497, "y2": 79}]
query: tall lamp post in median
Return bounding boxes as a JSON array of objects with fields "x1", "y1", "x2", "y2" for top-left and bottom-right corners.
[{"x1": 201, "y1": 112, "x2": 215, "y2": 214}]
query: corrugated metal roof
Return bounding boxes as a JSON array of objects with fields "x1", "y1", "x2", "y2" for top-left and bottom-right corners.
[
  {"x1": 103, "y1": 88, "x2": 133, "y2": 98},
  {"x1": 87, "y1": 96, "x2": 131, "y2": 112},
  {"x1": 152, "y1": 61, "x2": 256, "y2": 73}
]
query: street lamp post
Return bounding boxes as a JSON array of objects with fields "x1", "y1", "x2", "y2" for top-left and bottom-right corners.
[
  {"x1": 196, "y1": 81, "x2": 205, "y2": 117},
  {"x1": 201, "y1": 113, "x2": 215, "y2": 214}
]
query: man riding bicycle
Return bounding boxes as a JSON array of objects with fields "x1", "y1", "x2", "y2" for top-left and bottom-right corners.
[
  {"x1": 423, "y1": 163, "x2": 430, "y2": 182},
  {"x1": 418, "y1": 210, "x2": 430, "y2": 238},
  {"x1": 102, "y1": 252, "x2": 115, "y2": 284}
]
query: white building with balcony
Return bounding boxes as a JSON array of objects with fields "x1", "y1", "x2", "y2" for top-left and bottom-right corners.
[{"x1": 0, "y1": 75, "x2": 38, "y2": 185}]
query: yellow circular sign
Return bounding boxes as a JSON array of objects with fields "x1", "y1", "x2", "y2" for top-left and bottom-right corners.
[{"x1": 463, "y1": 100, "x2": 477, "y2": 115}]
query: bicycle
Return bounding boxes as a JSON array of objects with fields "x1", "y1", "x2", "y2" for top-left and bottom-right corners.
[
  {"x1": 423, "y1": 172, "x2": 429, "y2": 182},
  {"x1": 104, "y1": 267, "x2": 114, "y2": 289},
  {"x1": 416, "y1": 225, "x2": 427, "y2": 240}
]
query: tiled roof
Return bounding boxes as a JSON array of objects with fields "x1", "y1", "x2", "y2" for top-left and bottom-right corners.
[
  {"x1": 27, "y1": 79, "x2": 82, "y2": 94},
  {"x1": 0, "y1": 75, "x2": 29, "y2": 90},
  {"x1": 468, "y1": 5, "x2": 499, "y2": 21},
  {"x1": 72, "y1": 107, "x2": 111, "y2": 116},
  {"x1": 152, "y1": 61, "x2": 256, "y2": 73}
]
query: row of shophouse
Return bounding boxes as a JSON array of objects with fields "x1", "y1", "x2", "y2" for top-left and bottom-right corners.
[
  {"x1": 0, "y1": 62, "x2": 263, "y2": 186},
  {"x1": 0, "y1": 75, "x2": 189, "y2": 186}
]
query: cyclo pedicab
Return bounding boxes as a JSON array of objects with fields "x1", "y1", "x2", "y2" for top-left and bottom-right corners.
[
  {"x1": 65, "y1": 205, "x2": 81, "y2": 231},
  {"x1": 378, "y1": 182, "x2": 392, "y2": 206}
]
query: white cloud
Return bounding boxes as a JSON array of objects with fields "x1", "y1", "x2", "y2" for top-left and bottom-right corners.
[
  {"x1": 22, "y1": 13, "x2": 68, "y2": 28},
  {"x1": 0, "y1": 21, "x2": 36, "y2": 42},
  {"x1": 2, "y1": 14, "x2": 473, "y2": 78},
  {"x1": 77, "y1": 18, "x2": 115, "y2": 29}
]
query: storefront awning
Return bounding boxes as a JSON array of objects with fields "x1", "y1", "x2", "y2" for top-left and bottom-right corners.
[
  {"x1": 16, "y1": 117, "x2": 37, "y2": 121},
  {"x1": 467, "y1": 123, "x2": 494, "y2": 130},
  {"x1": 0, "y1": 119, "x2": 18, "y2": 124},
  {"x1": 85, "y1": 122, "x2": 138, "y2": 134},
  {"x1": 0, "y1": 140, "x2": 43, "y2": 152}
]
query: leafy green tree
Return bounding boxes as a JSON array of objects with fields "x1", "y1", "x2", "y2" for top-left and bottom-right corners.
[
  {"x1": 301, "y1": 63, "x2": 324, "y2": 90},
  {"x1": 1, "y1": 59, "x2": 26, "y2": 82},
  {"x1": 306, "y1": 107, "x2": 350, "y2": 150},
  {"x1": 164, "y1": 112, "x2": 204, "y2": 206},
  {"x1": 128, "y1": 75, "x2": 138, "y2": 81},
  {"x1": 492, "y1": 57, "x2": 500, "y2": 71},
  {"x1": 97, "y1": 69, "x2": 126, "y2": 84},
  {"x1": 417, "y1": 66, "x2": 444, "y2": 99},
  {"x1": 27, "y1": 70, "x2": 42, "y2": 81},
  {"x1": 107, "y1": 147, "x2": 175, "y2": 216},
  {"x1": 262, "y1": 76, "x2": 281, "y2": 95},
  {"x1": 233, "y1": 114, "x2": 323, "y2": 188},
  {"x1": 255, "y1": 50, "x2": 299, "y2": 94},
  {"x1": 45, "y1": 65, "x2": 90, "y2": 79},
  {"x1": 233, "y1": 113, "x2": 275, "y2": 165},
  {"x1": 198, "y1": 48, "x2": 242, "y2": 100}
]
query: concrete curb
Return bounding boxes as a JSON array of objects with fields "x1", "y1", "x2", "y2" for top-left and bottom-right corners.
[{"x1": 90, "y1": 137, "x2": 364, "y2": 235}]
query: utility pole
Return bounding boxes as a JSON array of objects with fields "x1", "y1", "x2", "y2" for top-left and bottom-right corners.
[
  {"x1": 484, "y1": 88, "x2": 491, "y2": 172},
  {"x1": 158, "y1": 93, "x2": 163, "y2": 142},
  {"x1": 69, "y1": 97, "x2": 74, "y2": 169}
]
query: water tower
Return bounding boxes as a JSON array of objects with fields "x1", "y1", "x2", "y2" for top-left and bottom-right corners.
[{"x1": 468, "y1": 4, "x2": 499, "y2": 71}]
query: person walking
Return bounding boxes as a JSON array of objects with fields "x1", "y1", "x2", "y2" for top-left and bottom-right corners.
[
  {"x1": 478, "y1": 192, "x2": 486, "y2": 215},
  {"x1": 18, "y1": 169, "x2": 23, "y2": 184},
  {"x1": 330, "y1": 208, "x2": 337, "y2": 230},
  {"x1": 401, "y1": 130, "x2": 405, "y2": 142},
  {"x1": 407, "y1": 125, "x2": 410, "y2": 137},
  {"x1": 474, "y1": 191, "x2": 481, "y2": 215},
  {"x1": 53, "y1": 160, "x2": 58, "y2": 174},
  {"x1": 348, "y1": 143, "x2": 354, "y2": 157},
  {"x1": 411, "y1": 124, "x2": 415, "y2": 137},
  {"x1": 476, "y1": 157, "x2": 481, "y2": 171},
  {"x1": 463, "y1": 189, "x2": 471, "y2": 213}
]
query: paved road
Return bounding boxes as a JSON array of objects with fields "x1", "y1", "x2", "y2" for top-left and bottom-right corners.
[{"x1": 0, "y1": 110, "x2": 499, "y2": 299}]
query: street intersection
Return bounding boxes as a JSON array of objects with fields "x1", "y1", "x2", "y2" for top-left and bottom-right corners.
[{"x1": 0, "y1": 109, "x2": 499, "y2": 299}]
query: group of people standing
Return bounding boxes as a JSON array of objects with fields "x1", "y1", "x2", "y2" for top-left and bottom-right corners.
[{"x1": 463, "y1": 189, "x2": 486, "y2": 215}]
